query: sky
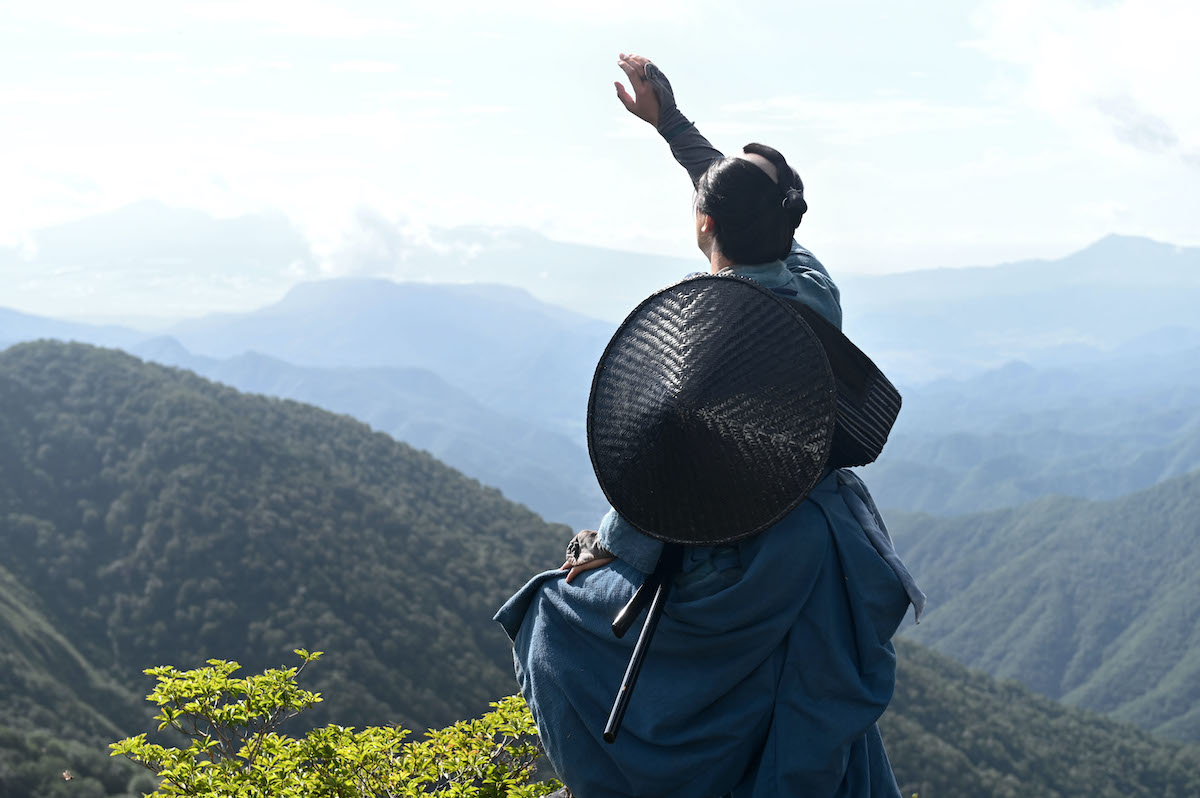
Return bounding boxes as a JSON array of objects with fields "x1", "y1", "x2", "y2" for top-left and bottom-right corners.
[{"x1": 1, "y1": 0, "x2": 1197, "y2": 318}]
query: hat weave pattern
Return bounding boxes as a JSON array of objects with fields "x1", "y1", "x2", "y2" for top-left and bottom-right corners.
[{"x1": 588, "y1": 275, "x2": 837, "y2": 545}]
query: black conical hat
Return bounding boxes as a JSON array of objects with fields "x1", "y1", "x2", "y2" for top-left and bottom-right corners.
[
  {"x1": 785, "y1": 300, "x2": 902, "y2": 469},
  {"x1": 587, "y1": 273, "x2": 837, "y2": 545}
]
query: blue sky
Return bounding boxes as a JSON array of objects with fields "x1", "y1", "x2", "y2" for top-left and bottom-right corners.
[{"x1": 1, "y1": 0, "x2": 1196, "y2": 317}]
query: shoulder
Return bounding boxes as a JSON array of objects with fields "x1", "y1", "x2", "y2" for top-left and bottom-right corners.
[
  {"x1": 785, "y1": 241, "x2": 833, "y2": 279},
  {"x1": 781, "y1": 242, "x2": 843, "y2": 328}
]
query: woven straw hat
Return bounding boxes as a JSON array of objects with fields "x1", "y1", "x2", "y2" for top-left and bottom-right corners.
[
  {"x1": 786, "y1": 299, "x2": 902, "y2": 469},
  {"x1": 588, "y1": 274, "x2": 838, "y2": 545}
]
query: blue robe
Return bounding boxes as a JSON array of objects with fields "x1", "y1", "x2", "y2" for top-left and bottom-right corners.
[{"x1": 495, "y1": 251, "x2": 924, "y2": 797}]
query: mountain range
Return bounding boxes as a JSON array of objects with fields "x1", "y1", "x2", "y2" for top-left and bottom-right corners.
[
  {"x1": 2, "y1": 341, "x2": 1198, "y2": 798},
  {"x1": 5, "y1": 223, "x2": 1200, "y2": 531},
  {"x1": 864, "y1": 337, "x2": 1200, "y2": 513},
  {"x1": 163, "y1": 277, "x2": 614, "y2": 443},
  {"x1": 838, "y1": 233, "x2": 1200, "y2": 382},
  {"x1": 892, "y1": 469, "x2": 1200, "y2": 741},
  {"x1": 8, "y1": 202, "x2": 1199, "y2": 380}
]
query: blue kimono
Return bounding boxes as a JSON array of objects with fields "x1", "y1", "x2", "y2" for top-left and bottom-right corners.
[{"x1": 495, "y1": 249, "x2": 925, "y2": 797}]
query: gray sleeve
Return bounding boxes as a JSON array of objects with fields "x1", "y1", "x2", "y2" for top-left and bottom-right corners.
[
  {"x1": 666, "y1": 124, "x2": 725, "y2": 186},
  {"x1": 645, "y1": 62, "x2": 724, "y2": 186}
]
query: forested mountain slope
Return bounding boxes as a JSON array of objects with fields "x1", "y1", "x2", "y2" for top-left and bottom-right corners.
[
  {"x1": 2, "y1": 341, "x2": 1198, "y2": 798},
  {"x1": 129, "y1": 337, "x2": 606, "y2": 530},
  {"x1": 0, "y1": 307, "x2": 142, "y2": 350},
  {"x1": 891, "y1": 471, "x2": 1200, "y2": 740},
  {"x1": 885, "y1": 640, "x2": 1200, "y2": 798},
  {"x1": 0, "y1": 340, "x2": 570, "y2": 736},
  {"x1": 0, "y1": 564, "x2": 145, "y2": 797}
]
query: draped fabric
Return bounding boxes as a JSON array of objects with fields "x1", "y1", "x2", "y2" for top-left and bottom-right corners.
[{"x1": 494, "y1": 470, "x2": 920, "y2": 798}]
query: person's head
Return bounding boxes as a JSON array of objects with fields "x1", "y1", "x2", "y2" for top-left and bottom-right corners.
[{"x1": 694, "y1": 143, "x2": 807, "y2": 265}]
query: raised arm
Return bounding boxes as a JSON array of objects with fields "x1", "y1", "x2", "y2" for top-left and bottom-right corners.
[
  {"x1": 615, "y1": 53, "x2": 724, "y2": 186},
  {"x1": 615, "y1": 53, "x2": 840, "y2": 316}
]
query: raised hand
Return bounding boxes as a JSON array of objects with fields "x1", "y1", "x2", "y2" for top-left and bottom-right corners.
[{"x1": 614, "y1": 52, "x2": 661, "y2": 127}]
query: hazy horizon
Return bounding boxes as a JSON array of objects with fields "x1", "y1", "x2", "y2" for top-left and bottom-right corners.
[
  {"x1": 2, "y1": 201, "x2": 1187, "y2": 328},
  {"x1": 2, "y1": 0, "x2": 1197, "y2": 319}
]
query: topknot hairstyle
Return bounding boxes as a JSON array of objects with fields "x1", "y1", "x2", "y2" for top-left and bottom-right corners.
[{"x1": 695, "y1": 143, "x2": 807, "y2": 265}]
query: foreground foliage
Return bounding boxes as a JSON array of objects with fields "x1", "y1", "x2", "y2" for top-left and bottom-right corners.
[{"x1": 111, "y1": 651, "x2": 559, "y2": 798}]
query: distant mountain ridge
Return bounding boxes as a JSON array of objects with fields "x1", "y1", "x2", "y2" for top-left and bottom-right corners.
[
  {"x1": 165, "y1": 277, "x2": 615, "y2": 444},
  {"x1": 840, "y1": 233, "x2": 1200, "y2": 382},
  {"x1": 7, "y1": 200, "x2": 1196, "y2": 382},
  {"x1": 0, "y1": 306, "x2": 143, "y2": 349},
  {"x1": 846, "y1": 235, "x2": 1194, "y2": 298},
  {"x1": 0, "y1": 200, "x2": 317, "y2": 321},
  {"x1": 865, "y1": 342, "x2": 1200, "y2": 513}
]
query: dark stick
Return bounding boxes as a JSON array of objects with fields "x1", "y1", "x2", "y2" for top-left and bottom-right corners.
[
  {"x1": 603, "y1": 576, "x2": 671, "y2": 743},
  {"x1": 612, "y1": 574, "x2": 657, "y2": 638},
  {"x1": 603, "y1": 544, "x2": 683, "y2": 743}
]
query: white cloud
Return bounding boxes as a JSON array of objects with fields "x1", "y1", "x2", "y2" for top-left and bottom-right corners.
[
  {"x1": 331, "y1": 60, "x2": 403, "y2": 74},
  {"x1": 184, "y1": 0, "x2": 413, "y2": 38},
  {"x1": 376, "y1": 90, "x2": 450, "y2": 101},
  {"x1": 324, "y1": 209, "x2": 493, "y2": 278},
  {"x1": 970, "y1": 0, "x2": 1200, "y2": 167},
  {"x1": 395, "y1": 0, "x2": 701, "y2": 23},
  {"x1": 716, "y1": 97, "x2": 1012, "y2": 141},
  {"x1": 59, "y1": 18, "x2": 146, "y2": 35},
  {"x1": 73, "y1": 50, "x2": 182, "y2": 62}
]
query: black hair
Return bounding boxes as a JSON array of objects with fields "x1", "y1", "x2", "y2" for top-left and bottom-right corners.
[{"x1": 695, "y1": 142, "x2": 807, "y2": 264}]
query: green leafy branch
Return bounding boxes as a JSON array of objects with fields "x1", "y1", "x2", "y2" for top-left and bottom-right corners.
[{"x1": 111, "y1": 650, "x2": 560, "y2": 798}]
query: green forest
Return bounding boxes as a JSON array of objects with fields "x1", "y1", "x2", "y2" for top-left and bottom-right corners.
[
  {"x1": 891, "y1": 472, "x2": 1200, "y2": 741},
  {"x1": 2, "y1": 341, "x2": 1198, "y2": 797}
]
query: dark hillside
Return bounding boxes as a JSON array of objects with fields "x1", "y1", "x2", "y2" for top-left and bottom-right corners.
[
  {"x1": 885, "y1": 640, "x2": 1200, "y2": 798},
  {"x1": 2, "y1": 340, "x2": 1198, "y2": 797},
  {"x1": 128, "y1": 339, "x2": 606, "y2": 530},
  {"x1": 891, "y1": 470, "x2": 1200, "y2": 741},
  {"x1": 0, "y1": 340, "x2": 568, "y2": 734}
]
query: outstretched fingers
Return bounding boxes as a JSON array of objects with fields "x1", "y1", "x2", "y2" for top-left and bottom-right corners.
[
  {"x1": 624, "y1": 53, "x2": 653, "y2": 75},
  {"x1": 617, "y1": 55, "x2": 644, "y2": 90},
  {"x1": 614, "y1": 80, "x2": 636, "y2": 111},
  {"x1": 614, "y1": 52, "x2": 660, "y2": 126}
]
